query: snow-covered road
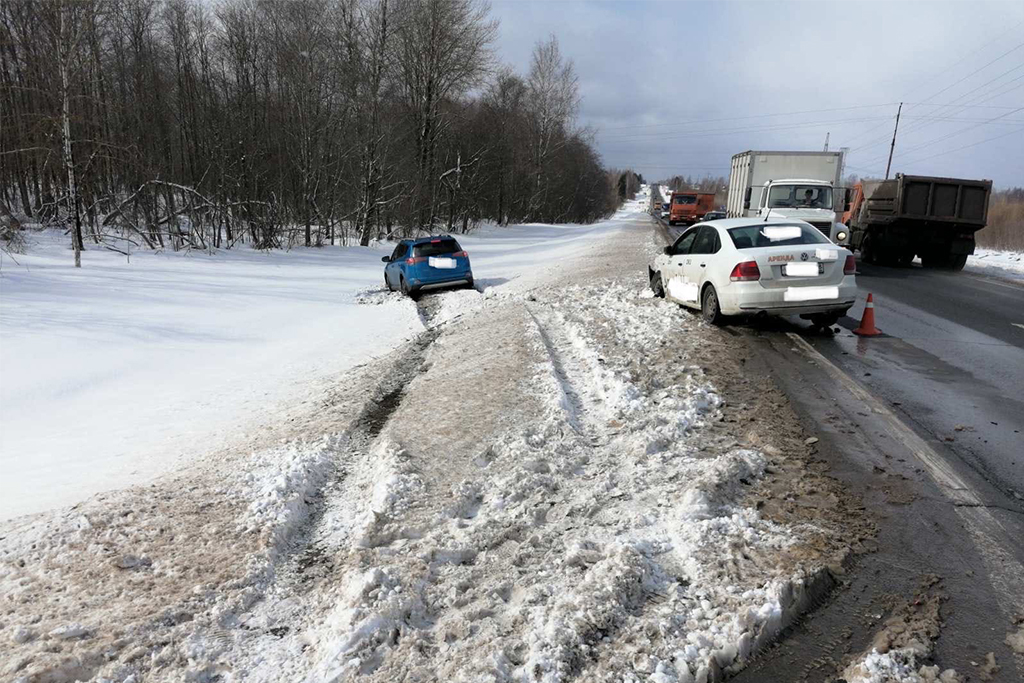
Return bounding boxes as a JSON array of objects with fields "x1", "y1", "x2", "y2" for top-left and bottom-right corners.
[{"x1": 2, "y1": 203, "x2": 883, "y2": 682}]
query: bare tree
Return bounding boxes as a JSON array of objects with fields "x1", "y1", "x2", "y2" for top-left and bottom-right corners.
[
  {"x1": 525, "y1": 34, "x2": 579, "y2": 221},
  {"x1": 394, "y1": 0, "x2": 496, "y2": 228}
]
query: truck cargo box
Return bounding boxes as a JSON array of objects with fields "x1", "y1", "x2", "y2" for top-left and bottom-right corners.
[
  {"x1": 727, "y1": 150, "x2": 844, "y2": 218},
  {"x1": 860, "y1": 174, "x2": 992, "y2": 228}
]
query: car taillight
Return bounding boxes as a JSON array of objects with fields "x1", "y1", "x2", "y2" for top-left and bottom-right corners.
[
  {"x1": 844, "y1": 254, "x2": 856, "y2": 274},
  {"x1": 729, "y1": 260, "x2": 760, "y2": 281},
  {"x1": 405, "y1": 256, "x2": 425, "y2": 265},
  {"x1": 452, "y1": 251, "x2": 468, "y2": 258}
]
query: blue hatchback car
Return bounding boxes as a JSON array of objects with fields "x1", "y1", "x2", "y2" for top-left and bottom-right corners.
[{"x1": 382, "y1": 235, "x2": 474, "y2": 297}]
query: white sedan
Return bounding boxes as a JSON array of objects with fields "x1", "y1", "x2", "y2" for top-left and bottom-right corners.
[{"x1": 649, "y1": 218, "x2": 857, "y2": 326}]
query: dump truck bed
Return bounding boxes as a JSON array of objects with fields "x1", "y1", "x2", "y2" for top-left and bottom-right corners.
[{"x1": 861, "y1": 174, "x2": 992, "y2": 230}]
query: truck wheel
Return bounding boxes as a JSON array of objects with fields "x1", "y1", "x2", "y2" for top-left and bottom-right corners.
[
  {"x1": 896, "y1": 250, "x2": 915, "y2": 267},
  {"x1": 860, "y1": 233, "x2": 877, "y2": 264},
  {"x1": 948, "y1": 253, "x2": 968, "y2": 271}
]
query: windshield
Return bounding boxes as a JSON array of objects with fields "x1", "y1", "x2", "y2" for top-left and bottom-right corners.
[
  {"x1": 767, "y1": 185, "x2": 832, "y2": 209},
  {"x1": 414, "y1": 238, "x2": 461, "y2": 257},
  {"x1": 674, "y1": 195, "x2": 697, "y2": 205},
  {"x1": 728, "y1": 223, "x2": 829, "y2": 249}
]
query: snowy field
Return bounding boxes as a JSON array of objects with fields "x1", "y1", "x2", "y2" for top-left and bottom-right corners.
[
  {"x1": 0, "y1": 219, "x2": 621, "y2": 521},
  {"x1": 965, "y1": 247, "x2": 1024, "y2": 280}
]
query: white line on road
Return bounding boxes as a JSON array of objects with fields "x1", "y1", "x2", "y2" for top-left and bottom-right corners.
[
  {"x1": 785, "y1": 332, "x2": 1024, "y2": 633},
  {"x1": 1013, "y1": 323, "x2": 1024, "y2": 330}
]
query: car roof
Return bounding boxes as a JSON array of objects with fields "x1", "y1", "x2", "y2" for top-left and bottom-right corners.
[
  {"x1": 698, "y1": 217, "x2": 813, "y2": 230},
  {"x1": 410, "y1": 235, "x2": 459, "y2": 244}
]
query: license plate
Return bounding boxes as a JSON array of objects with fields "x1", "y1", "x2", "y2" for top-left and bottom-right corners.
[
  {"x1": 784, "y1": 286, "x2": 839, "y2": 302},
  {"x1": 783, "y1": 262, "x2": 822, "y2": 277},
  {"x1": 428, "y1": 257, "x2": 456, "y2": 269}
]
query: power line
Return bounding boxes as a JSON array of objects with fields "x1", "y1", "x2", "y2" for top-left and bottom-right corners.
[
  {"x1": 594, "y1": 103, "x2": 897, "y2": 132},
  {"x1": 858, "y1": 106, "x2": 1024, "y2": 168},
  {"x1": 896, "y1": 124, "x2": 1024, "y2": 167},
  {"x1": 868, "y1": 61, "x2": 1024, "y2": 151}
]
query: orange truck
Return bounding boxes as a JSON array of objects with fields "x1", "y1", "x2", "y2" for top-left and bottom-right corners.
[{"x1": 668, "y1": 191, "x2": 716, "y2": 226}]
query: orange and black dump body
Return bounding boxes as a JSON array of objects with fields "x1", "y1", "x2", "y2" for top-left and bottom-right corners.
[{"x1": 668, "y1": 191, "x2": 716, "y2": 226}]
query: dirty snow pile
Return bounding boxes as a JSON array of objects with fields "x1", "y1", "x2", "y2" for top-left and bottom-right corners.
[
  {"x1": 841, "y1": 577, "x2": 962, "y2": 683},
  {"x1": 192, "y1": 278, "x2": 839, "y2": 683}
]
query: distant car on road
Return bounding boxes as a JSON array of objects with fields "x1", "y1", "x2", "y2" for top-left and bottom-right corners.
[
  {"x1": 383, "y1": 235, "x2": 473, "y2": 297},
  {"x1": 648, "y1": 218, "x2": 856, "y2": 327},
  {"x1": 703, "y1": 210, "x2": 727, "y2": 221}
]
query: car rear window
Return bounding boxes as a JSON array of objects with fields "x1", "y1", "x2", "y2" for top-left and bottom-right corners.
[
  {"x1": 414, "y1": 238, "x2": 461, "y2": 257},
  {"x1": 727, "y1": 223, "x2": 829, "y2": 250}
]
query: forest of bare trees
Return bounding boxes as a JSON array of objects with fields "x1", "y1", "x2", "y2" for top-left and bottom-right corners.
[{"x1": 0, "y1": 0, "x2": 620, "y2": 262}]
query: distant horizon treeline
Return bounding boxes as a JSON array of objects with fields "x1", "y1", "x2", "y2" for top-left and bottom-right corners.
[{"x1": 0, "y1": 0, "x2": 621, "y2": 263}]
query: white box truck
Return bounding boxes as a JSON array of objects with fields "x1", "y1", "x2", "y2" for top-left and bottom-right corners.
[{"x1": 726, "y1": 151, "x2": 848, "y2": 244}]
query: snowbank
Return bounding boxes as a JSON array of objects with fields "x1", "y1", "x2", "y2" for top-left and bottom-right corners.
[{"x1": 965, "y1": 247, "x2": 1024, "y2": 280}]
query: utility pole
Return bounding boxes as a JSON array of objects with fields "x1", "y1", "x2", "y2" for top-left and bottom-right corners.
[
  {"x1": 823, "y1": 132, "x2": 830, "y2": 152},
  {"x1": 885, "y1": 102, "x2": 902, "y2": 180}
]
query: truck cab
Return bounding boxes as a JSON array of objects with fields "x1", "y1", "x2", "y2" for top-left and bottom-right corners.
[
  {"x1": 668, "y1": 191, "x2": 715, "y2": 226},
  {"x1": 745, "y1": 179, "x2": 849, "y2": 245}
]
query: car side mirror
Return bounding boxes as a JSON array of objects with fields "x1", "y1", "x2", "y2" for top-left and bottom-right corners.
[
  {"x1": 663, "y1": 246, "x2": 672, "y2": 255},
  {"x1": 381, "y1": 256, "x2": 390, "y2": 262}
]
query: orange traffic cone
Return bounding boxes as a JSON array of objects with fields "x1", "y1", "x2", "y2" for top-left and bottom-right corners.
[{"x1": 853, "y1": 293, "x2": 881, "y2": 336}]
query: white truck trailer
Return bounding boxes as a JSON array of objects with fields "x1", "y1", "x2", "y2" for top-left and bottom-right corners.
[{"x1": 726, "y1": 151, "x2": 848, "y2": 244}]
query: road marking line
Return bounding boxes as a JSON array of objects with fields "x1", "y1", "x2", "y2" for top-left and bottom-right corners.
[
  {"x1": 785, "y1": 332, "x2": 1024, "y2": 620},
  {"x1": 962, "y1": 274, "x2": 1024, "y2": 291},
  {"x1": 1013, "y1": 323, "x2": 1024, "y2": 330}
]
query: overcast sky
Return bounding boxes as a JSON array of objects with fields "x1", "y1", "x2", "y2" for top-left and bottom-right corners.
[{"x1": 489, "y1": 0, "x2": 1024, "y2": 187}]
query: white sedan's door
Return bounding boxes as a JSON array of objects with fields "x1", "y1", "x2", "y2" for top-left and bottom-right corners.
[
  {"x1": 682, "y1": 225, "x2": 721, "y2": 306},
  {"x1": 660, "y1": 228, "x2": 700, "y2": 305}
]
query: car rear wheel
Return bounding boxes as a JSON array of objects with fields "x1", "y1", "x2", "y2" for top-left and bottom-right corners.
[
  {"x1": 400, "y1": 276, "x2": 418, "y2": 298},
  {"x1": 701, "y1": 285, "x2": 725, "y2": 326}
]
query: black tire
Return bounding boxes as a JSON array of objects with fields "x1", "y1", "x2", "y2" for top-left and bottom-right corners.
[
  {"x1": 948, "y1": 253, "x2": 968, "y2": 271},
  {"x1": 400, "y1": 276, "x2": 417, "y2": 298},
  {"x1": 649, "y1": 269, "x2": 665, "y2": 298},
  {"x1": 896, "y1": 250, "x2": 915, "y2": 267},
  {"x1": 809, "y1": 311, "x2": 842, "y2": 329},
  {"x1": 859, "y1": 234, "x2": 873, "y2": 264},
  {"x1": 385, "y1": 272, "x2": 394, "y2": 292},
  {"x1": 465, "y1": 276, "x2": 475, "y2": 289},
  {"x1": 701, "y1": 285, "x2": 725, "y2": 326}
]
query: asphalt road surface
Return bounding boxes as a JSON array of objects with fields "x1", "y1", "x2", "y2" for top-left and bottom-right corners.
[{"x1": 812, "y1": 261, "x2": 1024, "y2": 503}]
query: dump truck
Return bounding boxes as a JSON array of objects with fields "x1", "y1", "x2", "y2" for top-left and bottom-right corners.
[
  {"x1": 668, "y1": 191, "x2": 716, "y2": 226},
  {"x1": 843, "y1": 174, "x2": 992, "y2": 270},
  {"x1": 727, "y1": 150, "x2": 848, "y2": 244}
]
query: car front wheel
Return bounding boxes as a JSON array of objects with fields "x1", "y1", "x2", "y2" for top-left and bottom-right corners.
[
  {"x1": 701, "y1": 285, "x2": 725, "y2": 326},
  {"x1": 649, "y1": 269, "x2": 665, "y2": 298}
]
